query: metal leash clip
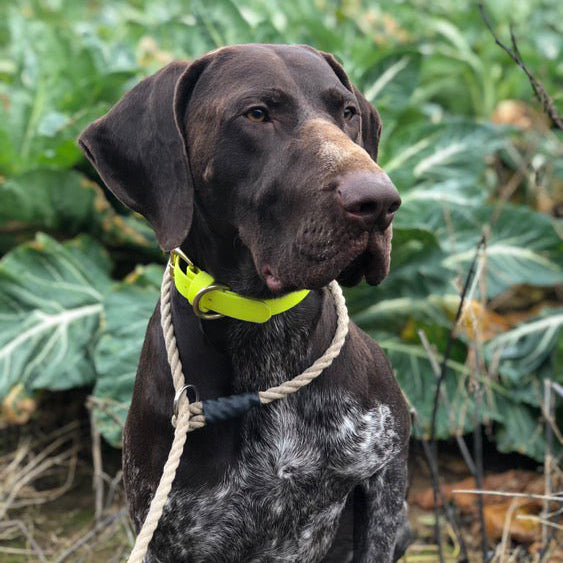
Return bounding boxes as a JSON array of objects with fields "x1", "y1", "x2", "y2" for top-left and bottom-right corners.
[{"x1": 169, "y1": 247, "x2": 197, "y2": 277}]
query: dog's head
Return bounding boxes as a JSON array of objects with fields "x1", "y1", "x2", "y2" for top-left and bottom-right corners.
[{"x1": 79, "y1": 45, "x2": 400, "y2": 296}]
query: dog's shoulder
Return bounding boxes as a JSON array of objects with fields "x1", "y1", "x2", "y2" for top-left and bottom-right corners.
[{"x1": 328, "y1": 320, "x2": 411, "y2": 448}]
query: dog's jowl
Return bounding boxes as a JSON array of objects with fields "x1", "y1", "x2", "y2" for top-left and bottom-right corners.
[{"x1": 80, "y1": 44, "x2": 411, "y2": 563}]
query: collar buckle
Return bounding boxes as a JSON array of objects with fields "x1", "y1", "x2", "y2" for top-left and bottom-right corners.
[
  {"x1": 169, "y1": 248, "x2": 310, "y2": 323},
  {"x1": 192, "y1": 284, "x2": 228, "y2": 320}
]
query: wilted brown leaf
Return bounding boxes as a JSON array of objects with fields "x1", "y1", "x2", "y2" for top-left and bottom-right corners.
[
  {"x1": 1, "y1": 384, "x2": 37, "y2": 425},
  {"x1": 484, "y1": 500, "x2": 542, "y2": 543}
]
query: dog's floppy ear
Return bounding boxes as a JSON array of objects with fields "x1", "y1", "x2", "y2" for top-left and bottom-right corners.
[
  {"x1": 79, "y1": 60, "x2": 208, "y2": 251},
  {"x1": 319, "y1": 51, "x2": 383, "y2": 162},
  {"x1": 350, "y1": 85, "x2": 383, "y2": 162}
]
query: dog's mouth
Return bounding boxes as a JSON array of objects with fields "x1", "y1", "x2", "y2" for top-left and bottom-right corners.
[
  {"x1": 337, "y1": 228, "x2": 392, "y2": 287},
  {"x1": 336, "y1": 251, "x2": 372, "y2": 287},
  {"x1": 258, "y1": 226, "x2": 392, "y2": 294}
]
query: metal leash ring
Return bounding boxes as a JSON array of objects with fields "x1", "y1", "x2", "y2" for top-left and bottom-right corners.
[{"x1": 173, "y1": 384, "x2": 199, "y2": 418}]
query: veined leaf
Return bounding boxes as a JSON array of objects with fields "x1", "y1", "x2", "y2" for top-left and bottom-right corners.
[
  {"x1": 354, "y1": 294, "x2": 456, "y2": 332},
  {"x1": 344, "y1": 228, "x2": 455, "y2": 306},
  {"x1": 0, "y1": 170, "x2": 99, "y2": 251},
  {"x1": 0, "y1": 234, "x2": 111, "y2": 398},
  {"x1": 361, "y1": 50, "x2": 422, "y2": 114},
  {"x1": 444, "y1": 205, "x2": 563, "y2": 298},
  {"x1": 486, "y1": 309, "x2": 563, "y2": 385},
  {"x1": 370, "y1": 333, "x2": 480, "y2": 439},
  {"x1": 394, "y1": 196, "x2": 562, "y2": 300},
  {"x1": 92, "y1": 264, "x2": 162, "y2": 447},
  {"x1": 0, "y1": 5, "x2": 137, "y2": 174},
  {"x1": 382, "y1": 121, "x2": 507, "y2": 191},
  {"x1": 494, "y1": 396, "x2": 548, "y2": 461}
]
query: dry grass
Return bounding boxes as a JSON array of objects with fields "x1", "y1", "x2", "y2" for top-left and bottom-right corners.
[{"x1": 0, "y1": 419, "x2": 133, "y2": 563}]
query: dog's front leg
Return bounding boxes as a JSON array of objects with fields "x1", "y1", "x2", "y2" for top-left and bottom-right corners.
[{"x1": 352, "y1": 452, "x2": 410, "y2": 563}]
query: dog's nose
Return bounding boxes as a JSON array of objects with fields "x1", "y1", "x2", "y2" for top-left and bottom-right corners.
[{"x1": 336, "y1": 171, "x2": 401, "y2": 231}]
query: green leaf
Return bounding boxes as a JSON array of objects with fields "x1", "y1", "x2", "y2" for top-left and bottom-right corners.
[
  {"x1": 0, "y1": 234, "x2": 111, "y2": 398},
  {"x1": 0, "y1": 169, "x2": 159, "y2": 255},
  {"x1": 0, "y1": 170, "x2": 98, "y2": 251},
  {"x1": 494, "y1": 396, "x2": 548, "y2": 461},
  {"x1": 383, "y1": 121, "x2": 507, "y2": 193},
  {"x1": 0, "y1": 6, "x2": 138, "y2": 174},
  {"x1": 353, "y1": 294, "x2": 456, "y2": 333},
  {"x1": 383, "y1": 228, "x2": 454, "y2": 298},
  {"x1": 444, "y1": 205, "x2": 563, "y2": 298},
  {"x1": 92, "y1": 264, "x2": 162, "y2": 446},
  {"x1": 371, "y1": 333, "x2": 475, "y2": 439},
  {"x1": 361, "y1": 50, "x2": 422, "y2": 113},
  {"x1": 486, "y1": 309, "x2": 563, "y2": 385}
]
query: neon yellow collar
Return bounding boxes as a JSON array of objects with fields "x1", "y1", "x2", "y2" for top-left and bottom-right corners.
[{"x1": 170, "y1": 249, "x2": 310, "y2": 323}]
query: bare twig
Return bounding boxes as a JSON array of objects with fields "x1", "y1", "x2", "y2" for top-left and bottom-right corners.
[
  {"x1": 52, "y1": 508, "x2": 129, "y2": 563},
  {"x1": 0, "y1": 426, "x2": 80, "y2": 519},
  {"x1": 479, "y1": 2, "x2": 563, "y2": 130},
  {"x1": 552, "y1": 382, "x2": 563, "y2": 398},
  {"x1": 499, "y1": 498, "x2": 520, "y2": 563},
  {"x1": 474, "y1": 382, "x2": 488, "y2": 561},
  {"x1": 103, "y1": 469, "x2": 124, "y2": 513},
  {"x1": 543, "y1": 380, "x2": 554, "y2": 550},
  {"x1": 517, "y1": 514, "x2": 563, "y2": 532},
  {"x1": 429, "y1": 233, "x2": 487, "y2": 446},
  {"x1": 463, "y1": 272, "x2": 491, "y2": 563},
  {"x1": 0, "y1": 520, "x2": 47, "y2": 563},
  {"x1": 452, "y1": 489, "x2": 563, "y2": 503},
  {"x1": 418, "y1": 329, "x2": 477, "y2": 475},
  {"x1": 87, "y1": 395, "x2": 129, "y2": 428},
  {"x1": 426, "y1": 234, "x2": 486, "y2": 562},
  {"x1": 88, "y1": 399, "x2": 105, "y2": 521},
  {"x1": 412, "y1": 410, "x2": 470, "y2": 563}
]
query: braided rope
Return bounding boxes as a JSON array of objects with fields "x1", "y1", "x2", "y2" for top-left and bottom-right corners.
[
  {"x1": 259, "y1": 281, "x2": 349, "y2": 404},
  {"x1": 126, "y1": 263, "x2": 349, "y2": 563}
]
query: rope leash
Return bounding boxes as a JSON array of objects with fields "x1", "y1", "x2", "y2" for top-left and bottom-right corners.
[{"x1": 126, "y1": 263, "x2": 350, "y2": 563}]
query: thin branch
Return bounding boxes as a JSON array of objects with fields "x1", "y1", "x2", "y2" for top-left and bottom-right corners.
[
  {"x1": 479, "y1": 2, "x2": 563, "y2": 130},
  {"x1": 425, "y1": 233, "x2": 486, "y2": 563},
  {"x1": 429, "y1": 233, "x2": 487, "y2": 447},
  {"x1": 418, "y1": 329, "x2": 477, "y2": 475},
  {"x1": 517, "y1": 514, "x2": 563, "y2": 532},
  {"x1": 0, "y1": 520, "x2": 47, "y2": 563},
  {"x1": 52, "y1": 508, "x2": 128, "y2": 563},
  {"x1": 452, "y1": 490, "x2": 563, "y2": 503},
  {"x1": 88, "y1": 400, "x2": 105, "y2": 522}
]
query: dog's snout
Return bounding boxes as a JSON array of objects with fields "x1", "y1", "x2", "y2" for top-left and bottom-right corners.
[{"x1": 336, "y1": 171, "x2": 401, "y2": 231}]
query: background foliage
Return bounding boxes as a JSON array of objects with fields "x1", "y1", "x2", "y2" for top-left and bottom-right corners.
[{"x1": 0, "y1": 0, "x2": 561, "y2": 460}]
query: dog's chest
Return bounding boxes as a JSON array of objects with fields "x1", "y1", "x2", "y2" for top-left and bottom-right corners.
[{"x1": 155, "y1": 397, "x2": 400, "y2": 563}]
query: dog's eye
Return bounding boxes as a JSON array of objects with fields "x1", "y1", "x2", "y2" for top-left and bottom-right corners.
[
  {"x1": 343, "y1": 106, "x2": 357, "y2": 120},
  {"x1": 245, "y1": 107, "x2": 268, "y2": 123}
]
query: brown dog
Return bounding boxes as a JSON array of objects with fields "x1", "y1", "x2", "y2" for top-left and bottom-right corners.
[{"x1": 80, "y1": 44, "x2": 411, "y2": 563}]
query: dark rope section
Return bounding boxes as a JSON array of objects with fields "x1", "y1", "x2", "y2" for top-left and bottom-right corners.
[{"x1": 203, "y1": 392, "x2": 262, "y2": 424}]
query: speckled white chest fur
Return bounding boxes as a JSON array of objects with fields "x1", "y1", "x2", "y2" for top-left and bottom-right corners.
[{"x1": 150, "y1": 394, "x2": 402, "y2": 563}]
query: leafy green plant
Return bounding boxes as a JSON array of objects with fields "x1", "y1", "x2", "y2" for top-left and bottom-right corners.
[{"x1": 0, "y1": 0, "x2": 561, "y2": 460}]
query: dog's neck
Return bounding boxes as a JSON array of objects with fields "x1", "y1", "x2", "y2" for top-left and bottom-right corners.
[
  {"x1": 169, "y1": 284, "x2": 331, "y2": 393},
  {"x1": 174, "y1": 217, "x2": 338, "y2": 391},
  {"x1": 181, "y1": 210, "x2": 275, "y2": 299}
]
